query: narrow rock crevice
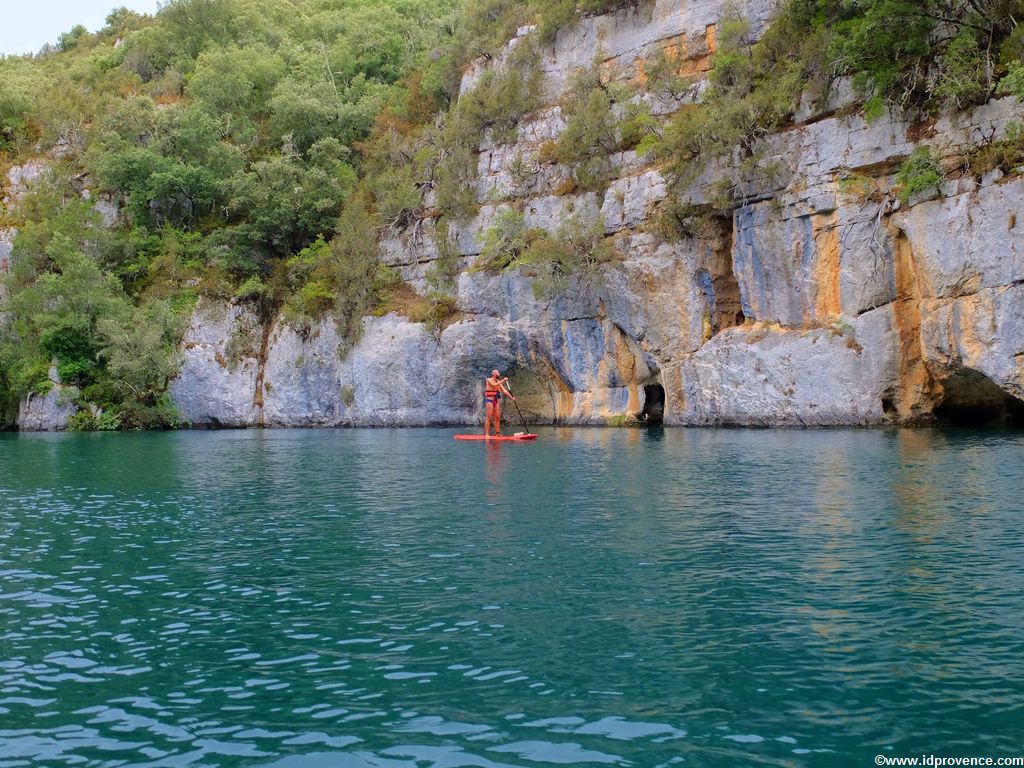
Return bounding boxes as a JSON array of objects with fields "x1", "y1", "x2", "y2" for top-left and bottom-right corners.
[
  {"x1": 890, "y1": 226, "x2": 939, "y2": 420},
  {"x1": 699, "y1": 213, "x2": 744, "y2": 340},
  {"x1": 251, "y1": 318, "x2": 275, "y2": 425}
]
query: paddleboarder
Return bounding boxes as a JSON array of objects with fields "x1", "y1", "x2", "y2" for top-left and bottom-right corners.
[{"x1": 484, "y1": 370, "x2": 515, "y2": 436}]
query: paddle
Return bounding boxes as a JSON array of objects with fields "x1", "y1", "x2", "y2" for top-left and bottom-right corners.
[{"x1": 502, "y1": 379, "x2": 529, "y2": 436}]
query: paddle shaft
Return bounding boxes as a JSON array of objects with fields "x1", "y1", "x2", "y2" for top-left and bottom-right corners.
[{"x1": 502, "y1": 381, "x2": 529, "y2": 431}]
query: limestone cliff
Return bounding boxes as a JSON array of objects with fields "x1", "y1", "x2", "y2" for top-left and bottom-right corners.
[{"x1": 18, "y1": 0, "x2": 1024, "y2": 429}]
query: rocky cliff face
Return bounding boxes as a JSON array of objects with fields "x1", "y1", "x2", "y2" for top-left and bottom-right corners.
[
  {"x1": 170, "y1": 0, "x2": 1024, "y2": 430},
  {"x1": 18, "y1": 0, "x2": 1024, "y2": 430},
  {"x1": 16, "y1": 365, "x2": 79, "y2": 432}
]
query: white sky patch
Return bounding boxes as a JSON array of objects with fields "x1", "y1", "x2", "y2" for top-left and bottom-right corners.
[{"x1": 0, "y1": 0, "x2": 161, "y2": 56}]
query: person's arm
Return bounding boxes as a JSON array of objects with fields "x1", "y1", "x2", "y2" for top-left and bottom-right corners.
[{"x1": 498, "y1": 381, "x2": 515, "y2": 399}]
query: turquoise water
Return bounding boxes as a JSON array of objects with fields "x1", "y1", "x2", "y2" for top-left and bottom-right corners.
[{"x1": 1, "y1": 427, "x2": 1023, "y2": 767}]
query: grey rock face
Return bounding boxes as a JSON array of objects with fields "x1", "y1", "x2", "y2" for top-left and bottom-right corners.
[
  {"x1": 261, "y1": 320, "x2": 347, "y2": 427},
  {"x1": 168, "y1": 300, "x2": 263, "y2": 427},
  {"x1": 601, "y1": 171, "x2": 668, "y2": 232},
  {"x1": 171, "y1": 303, "x2": 525, "y2": 428},
  {"x1": 2, "y1": 159, "x2": 41, "y2": 284},
  {"x1": 460, "y1": 0, "x2": 778, "y2": 99},
  {"x1": 895, "y1": 181, "x2": 1024, "y2": 299},
  {"x1": 170, "y1": 128, "x2": 1024, "y2": 430},
  {"x1": 920, "y1": 286, "x2": 1024, "y2": 401},
  {"x1": 794, "y1": 76, "x2": 857, "y2": 124},
  {"x1": 0, "y1": 229, "x2": 14, "y2": 276},
  {"x1": 18, "y1": 388, "x2": 79, "y2": 431},
  {"x1": 93, "y1": 197, "x2": 120, "y2": 227},
  {"x1": 893, "y1": 179, "x2": 1024, "y2": 411},
  {"x1": 262, "y1": 314, "x2": 514, "y2": 427},
  {"x1": 678, "y1": 308, "x2": 899, "y2": 426},
  {"x1": 3, "y1": 160, "x2": 48, "y2": 204},
  {"x1": 17, "y1": 367, "x2": 80, "y2": 432},
  {"x1": 733, "y1": 202, "x2": 824, "y2": 327},
  {"x1": 172, "y1": 288, "x2": 658, "y2": 428}
]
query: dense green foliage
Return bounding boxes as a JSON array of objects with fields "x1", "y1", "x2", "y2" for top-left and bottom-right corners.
[
  {"x1": 1, "y1": 169, "x2": 190, "y2": 428},
  {"x1": 895, "y1": 147, "x2": 942, "y2": 204}
]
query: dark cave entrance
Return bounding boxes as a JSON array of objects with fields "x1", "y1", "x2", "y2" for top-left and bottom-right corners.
[
  {"x1": 933, "y1": 369, "x2": 1024, "y2": 428},
  {"x1": 640, "y1": 384, "x2": 665, "y2": 425}
]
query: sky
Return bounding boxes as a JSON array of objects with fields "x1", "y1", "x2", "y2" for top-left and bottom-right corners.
[{"x1": 0, "y1": 0, "x2": 162, "y2": 56}]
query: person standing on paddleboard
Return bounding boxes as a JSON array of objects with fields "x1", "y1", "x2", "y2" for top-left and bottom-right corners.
[{"x1": 484, "y1": 370, "x2": 515, "y2": 436}]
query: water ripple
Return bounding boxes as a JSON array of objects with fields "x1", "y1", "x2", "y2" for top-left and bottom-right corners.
[{"x1": 1, "y1": 427, "x2": 1023, "y2": 765}]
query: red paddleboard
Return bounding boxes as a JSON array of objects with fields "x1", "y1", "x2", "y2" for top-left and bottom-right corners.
[{"x1": 454, "y1": 433, "x2": 538, "y2": 441}]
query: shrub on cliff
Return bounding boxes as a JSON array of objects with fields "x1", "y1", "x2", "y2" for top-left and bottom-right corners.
[
  {"x1": 999, "y1": 61, "x2": 1024, "y2": 100},
  {"x1": 407, "y1": 292, "x2": 461, "y2": 338},
  {"x1": 91, "y1": 298, "x2": 188, "y2": 426},
  {"x1": 361, "y1": 38, "x2": 542, "y2": 230},
  {"x1": 518, "y1": 212, "x2": 614, "y2": 298},
  {"x1": 0, "y1": 69, "x2": 36, "y2": 155},
  {"x1": 934, "y1": 31, "x2": 992, "y2": 110},
  {"x1": 426, "y1": 219, "x2": 461, "y2": 295},
  {"x1": 279, "y1": 195, "x2": 399, "y2": 350},
  {"x1": 533, "y1": 0, "x2": 639, "y2": 42},
  {"x1": 476, "y1": 208, "x2": 613, "y2": 297},
  {"x1": 896, "y1": 147, "x2": 942, "y2": 204},
  {"x1": 1, "y1": 170, "x2": 195, "y2": 430},
  {"x1": 2, "y1": 236, "x2": 189, "y2": 430},
  {"x1": 969, "y1": 121, "x2": 1024, "y2": 176},
  {"x1": 477, "y1": 208, "x2": 538, "y2": 271},
  {"x1": 551, "y1": 60, "x2": 630, "y2": 192},
  {"x1": 649, "y1": 9, "x2": 805, "y2": 193}
]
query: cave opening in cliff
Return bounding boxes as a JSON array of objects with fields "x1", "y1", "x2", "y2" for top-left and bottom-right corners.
[
  {"x1": 696, "y1": 214, "x2": 745, "y2": 335},
  {"x1": 640, "y1": 384, "x2": 665, "y2": 425},
  {"x1": 933, "y1": 369, "x2": 1024, "y2": 428}
]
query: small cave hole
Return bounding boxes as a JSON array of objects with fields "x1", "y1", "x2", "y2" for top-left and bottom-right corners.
[
  {"x1": 639, "y1": 384, "x2": 665, "y2": 426},
  {"x1": 881, "y1": 396, "x2": 897, "y2": 418},
  {"x1": 933, "y1": 369, "x2": 1024, "y2": 428}
]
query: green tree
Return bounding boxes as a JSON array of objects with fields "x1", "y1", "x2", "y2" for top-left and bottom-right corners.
[
  {"x1": 552, "y1": 61, "x2": 627, "y2": 191},
  {"x1": 97, "y1": 298, "x2": 186, "y2": 407},
  {"x1": 9, "y1": 239, "x2": 131, "y2": 388},
  {"x1": 0, "y1": 66, "x2": 36, "y2": 155},
  {"x1": 228, "y1": 141, "x2": 355, "y2": 256},
  {"x1": 57, "y1": 25, "x2": 91, "y2": 53}
]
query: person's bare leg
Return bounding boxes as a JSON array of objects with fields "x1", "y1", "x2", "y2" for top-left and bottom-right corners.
[
  {"x1": 495, "y1": 404, "x2": 502, "y2": 436},
  {"x1": 484, "y1": 402, "x2": 493, "y2": 435}
]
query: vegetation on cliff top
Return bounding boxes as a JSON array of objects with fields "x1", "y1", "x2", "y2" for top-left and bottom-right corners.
[
  {"x1": 2, "y1": 0, "x2": 1024, "y2": 428},
  {"x1": 649, "y1": 0, "x2": 1024, "y2": 206}
]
